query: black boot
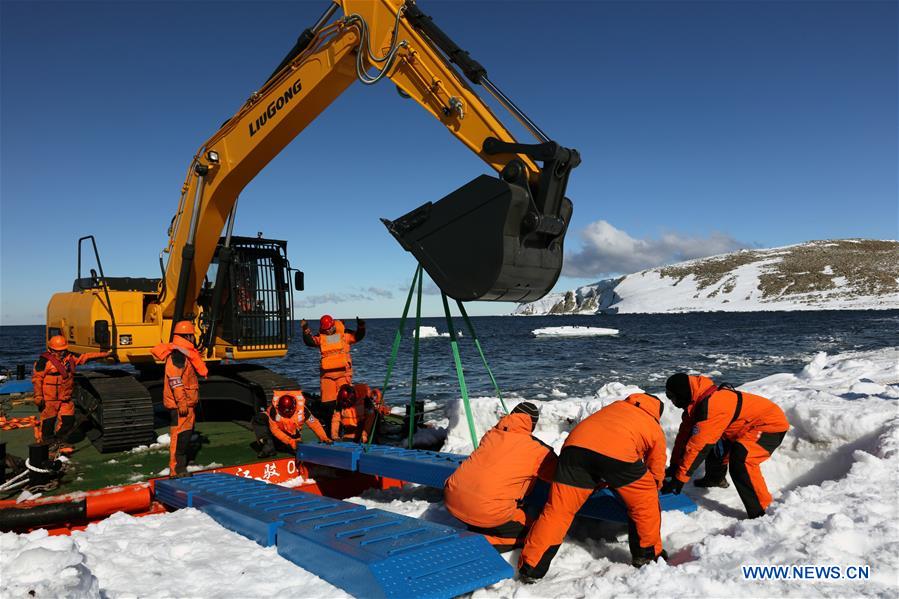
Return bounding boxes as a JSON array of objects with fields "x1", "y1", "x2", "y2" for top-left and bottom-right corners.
[
  {"x1": 256, "y1": 438, "x2": 276, "y2": 459},
  {"x1": 632, "y1": 547, "x2": 667, "y2": 568},
  {"x1": 694, "y1": 476, "x2": 730, "y2": 489}
]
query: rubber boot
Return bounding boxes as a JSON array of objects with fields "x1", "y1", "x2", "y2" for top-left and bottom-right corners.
[
  {"x1": 632, "y1": 548, "x2": 668, "y2": 568},
  {"x1": 256, "y1": 437, "x2": 276, "y2": 459},
  {"x1": 694, "y1": 476, "x2": 730, "y2": 489}
]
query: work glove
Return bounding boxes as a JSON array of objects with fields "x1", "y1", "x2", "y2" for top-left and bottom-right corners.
[
  {"x1": 661, "y1": 478, "x2": 684, "y2": 495},
  {"x1": 36, "y1": 399, "x2": 45, "y2": 412},
  {"x1": 321, "y1": 437, "x2": 333, "y2": 445},
  {"x1": 300, "y1": 319, "x2": 308, "y2": 329},
  {"x1": 177, "y1": 402, "x2": 189, "y2": 417}
]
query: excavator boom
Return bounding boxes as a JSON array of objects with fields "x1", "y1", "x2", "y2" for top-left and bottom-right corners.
[{"x1": 160, "y1": 0, "x2": 580, "y2": 325}]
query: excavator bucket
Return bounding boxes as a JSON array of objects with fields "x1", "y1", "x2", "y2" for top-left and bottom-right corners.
[{"x1": 382, "y1": 175, "x2": 572, "y2": 303}]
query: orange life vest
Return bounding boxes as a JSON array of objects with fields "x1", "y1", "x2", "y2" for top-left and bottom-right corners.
[
  {"x1": 319, "y1": 320, "x2": 352, "y2": 372},
  {"x1": 269, "y1": 394, "x2": 313, "y2": 439}
]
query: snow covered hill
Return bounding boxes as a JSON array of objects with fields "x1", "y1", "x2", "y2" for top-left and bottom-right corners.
[
  {"x1": 3, "y1": 348, "x2": 897, "y2": 598},
  {"x1": 515, "y1": 239, "x2": 899, "y2": 315}
]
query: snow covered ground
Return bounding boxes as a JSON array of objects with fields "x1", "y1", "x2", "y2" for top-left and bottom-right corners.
[
  {"x1": 532, "y1": 326, "x2": 620, "y2": 337},
  {"x1": 2, "y1": 348, "x2": 897, "y2": 598}
]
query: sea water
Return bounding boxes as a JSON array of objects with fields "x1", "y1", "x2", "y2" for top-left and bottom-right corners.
[{"x1": 3, "y1": 310, "x2": 897, "y2": 408}]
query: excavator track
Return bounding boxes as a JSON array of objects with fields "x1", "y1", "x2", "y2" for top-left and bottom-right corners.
[
  {"x1": 227, "y1": 365, "x2": 301, "y2": 410},
  {"x1": 75, "y1": 370, "x2": 155, "y2": 453}
]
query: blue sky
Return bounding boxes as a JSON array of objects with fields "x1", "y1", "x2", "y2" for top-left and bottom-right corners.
[{"x1": 1, "y1": 0, "x2": 896, "y2": 325}]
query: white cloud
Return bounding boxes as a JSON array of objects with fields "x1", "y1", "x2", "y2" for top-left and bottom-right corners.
[{"x1": 564, "y1": 220, "x2": 750, "y2": 278}]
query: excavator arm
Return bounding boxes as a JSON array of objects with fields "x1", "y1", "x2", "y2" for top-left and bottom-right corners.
[{"x1": 160, "y1": 0, "x2": 580, "y2": 326}]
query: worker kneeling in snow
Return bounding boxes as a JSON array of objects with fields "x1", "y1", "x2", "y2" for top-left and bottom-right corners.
[
  {"x1": 252, "y1": 390, "x2": 331, "y2": 458},
  {"x1": 444, "y1": 402, "x2": 557, "y2": 551},
  {"x1": 519, "y1": 393, "x2": 667, "y2": 580},
  {"x1": 662, "y1": 373, "x2": 789, "y2": 519},
  {"x1": 330, "y1": 384, "x2": 377, "y2": 443}
]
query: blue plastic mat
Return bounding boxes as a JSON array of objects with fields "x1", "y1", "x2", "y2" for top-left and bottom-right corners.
[
  {"x1": 296, "y1": 443, "x2": 698, "y2": 522},
  {"x1": 296, "y1": 441, "x2": 363, "y2": 471},
  {"x1": 155, "y1": 473, "x2": 513, "y2": 598},
  {"x1": 0, "y1": 379, "x2": 33, "y2": 395},
  {"x1": 357, "y1": 446, "x2": 467, "y2": 488},
  {"x1": 278, "y1": 507, "x2": 512, "y2": 599}
]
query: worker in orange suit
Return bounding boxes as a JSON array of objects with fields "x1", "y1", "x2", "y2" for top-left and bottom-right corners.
[
  {"x1": 662, "y1": 373, "x2": 789, "y2": 519},
  {"x1": 31, "y1": 335, "x2": 109, "y2": 450},
  {"x1": 444, "y1": 402, "x2": 557, "y2": 551},
  {"x1": 330, "y1": 384, "x2": 377, "y2": 443},
  {"x1": 519, "y1": 394, "x2": 667, "y2": 580},
  {"x1": 151, "y1": 321, "x2": 208, "y2": 477},
  {"x1": 251, "y1": 391, "x2": 331, "y2": 457},
  {"x1": 301, "y1": 315, "x2": 365, "y2": 433}
]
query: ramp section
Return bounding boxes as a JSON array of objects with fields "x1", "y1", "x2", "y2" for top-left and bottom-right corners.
[
  {"x1": 155, "y1": 474, "x2": 513, "y2": 598},
  {"x1": 296, "y1": 443, "x2": 698, "y2": 521},
  {"x1": 357, "y1": 446, "x2": 467, "y2": 488},
  {"x1": 297, "y1": 441, "x2": 363, "y2": 471}
]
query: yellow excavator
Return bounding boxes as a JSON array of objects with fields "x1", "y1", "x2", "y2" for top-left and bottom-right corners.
[{"x1": 45, "y1": 0, "x2": 580, "y2": 451}]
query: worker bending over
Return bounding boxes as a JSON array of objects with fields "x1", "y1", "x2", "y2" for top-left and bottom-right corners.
[
  {"x1": 519, "y1": 394, "x2": 667, "y2": 580},
  {"x1": 444, "y1": 402, "x2": 556, "y2": 551},
  {"x1": 301, "y1": 314, "x2": 365, "y2": 431},
  {"x1": 151, "y1": 321, "x2": 208, "y2": 477},
  {"x1": 252, "y1": 390, "x2": 331, "y2": 457},
  {"x1": 32, "y1": 335, "x2": 109, "y2": 451},
  {"x1": 331, "y1": 384, "x2": 377, "y2": 443},
  {"x1": 662, "y1": 373, "x2": 789, "y2": 519}
]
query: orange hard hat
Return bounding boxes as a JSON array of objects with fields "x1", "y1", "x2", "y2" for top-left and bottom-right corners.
[
  {"x1": 337, "y1": 384, "x2": 355, "y2": 405},
  {"x1": 319, "y1": 314, "x2": 335, "y2": 331},
  {"x1": 48, "y1": 335, "x2": 68, "y2": 351},
  {"x1": 276, "y1": 394, "x2": 298, "y2": 418},
  {"x1": 173, "y1": 321, "x2": 195, "y2": 335}
]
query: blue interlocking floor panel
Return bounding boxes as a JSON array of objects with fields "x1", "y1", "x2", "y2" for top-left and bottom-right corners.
[
  {"x1": 296, "y1": 441, "x2": 363, "y2": 471},
  {"x1": 155, "y1": 473, "x2": 513, "y2": 598},
  {"x1": 277, "y1": 507, "x2": 513, "y2": 599},
  {"x1": 356, "y1": 445, "x2": 467, "y2": 488},
  {"x1": 0, "y1": 379, "x2": 33, "y2": 395},
  {"x1": 295, "y1": 444, "x2": 699, "y2": 521}
]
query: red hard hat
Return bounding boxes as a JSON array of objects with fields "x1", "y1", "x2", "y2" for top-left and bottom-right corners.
[
  {"x1": 173, "y1": 321, "x2": 195, "y2": 335},
  {"x1": 48, "y1": 335, "x2": 69, "y2": 351},
  {"x1": 337, "y1": 384, "x2": 355, "y2": 405},
  {"x1": 319, "y1": 314, "x2": 335, "y2": 331},
  {"x1": 276, "y1": 394, "x2": 298, "y2": 419}
]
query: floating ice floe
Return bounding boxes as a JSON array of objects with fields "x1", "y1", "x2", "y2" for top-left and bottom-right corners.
[
  {"x1": 415, "y1": 326, "x2": 462, "y2": 338},
  {"x1": 532, "y1": 326, "x2": 619, "y2": 337}
]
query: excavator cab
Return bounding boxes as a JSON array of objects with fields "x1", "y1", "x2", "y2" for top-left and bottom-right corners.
[
  {"x1": 203, "y1": 236, "x2": 293, "y2": 352},
  {"x1": 383, "y1": 139, "x2": 579, "y2": 303}
]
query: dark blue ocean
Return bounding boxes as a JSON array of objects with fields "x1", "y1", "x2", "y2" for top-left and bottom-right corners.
[{"x1": 2, "y1": 311, "x2": 897, "y2": 404}]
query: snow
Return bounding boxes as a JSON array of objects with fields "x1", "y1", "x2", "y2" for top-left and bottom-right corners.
[
  {"x1": 532, "y1": 326, "x2": 620, "y2": 337},
  {"x1": 514, "y1": 240, "x2": 899, "y2": 315},
  {"x1": 415, "y1": 326, "x2": 462, "y2": 338},
  {"x1": 3, "y1": 349, "x2": 898, "y2": 597}
]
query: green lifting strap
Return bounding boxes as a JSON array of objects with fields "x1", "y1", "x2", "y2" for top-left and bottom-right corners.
[
  {"x1": 407, "y1": 268, "x2": 424, "y2": 448},
  {"x1": 366, "y1": 265, "x2": 421, "y2": 451},
  {"x1": 442, "y1": 292, "x2": 479, "y2": 449},
  {"x1": 455, "y1": 300, "x2": 508, "y2": 415}
]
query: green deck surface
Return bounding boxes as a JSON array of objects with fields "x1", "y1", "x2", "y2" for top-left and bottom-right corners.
[{"x1": 1, "y1": 400, "x2": 319, "y2": 496}]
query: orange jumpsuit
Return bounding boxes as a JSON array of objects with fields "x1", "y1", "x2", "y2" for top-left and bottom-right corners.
[
  {"x1": 520, "y1": 394, "x2": 666, "y2": 577},
  {"x1": 152, "y1": 337, "x2": 208, "y2": 475},
  {"x1": 32, "y1": 350, "x2": 108, "y2": 443},
  {"x1": 265, "y1": 394, "x2": 329, "y2": 449},
  {"x1": 444, "y1": 412, "x2": 557, "y2": 550},
  {"x1": 331, "y1": 395, "x2": 377, "y2": 443},
  {"x1": 302, "y1": 319, "x2": 364, "y2": 432},
  {"x1": 670, "y1": 375, "x2": 789, "y2": 518}
]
